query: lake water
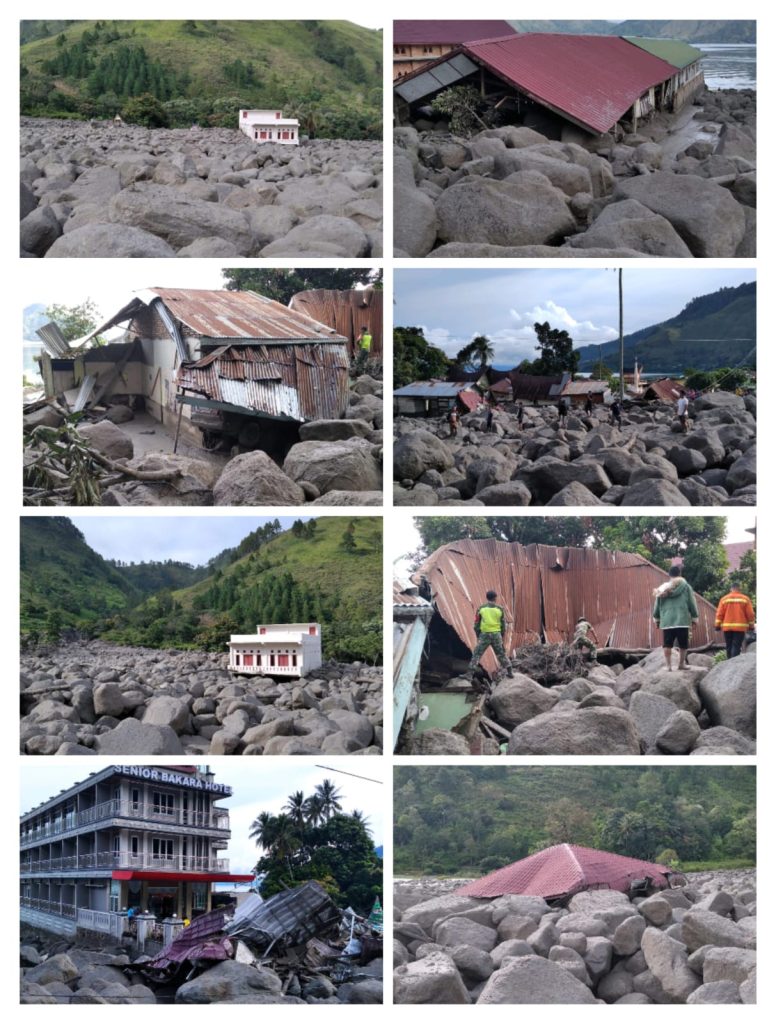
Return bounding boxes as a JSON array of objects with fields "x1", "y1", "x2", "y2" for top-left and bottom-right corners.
[{"x1": 697, "y1": 44, "x2": 756, "y2": 91}]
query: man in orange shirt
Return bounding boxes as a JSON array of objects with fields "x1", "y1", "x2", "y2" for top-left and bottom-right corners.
[{"x1": 715, "y1": 585, "x2": 755, "y2": 659}]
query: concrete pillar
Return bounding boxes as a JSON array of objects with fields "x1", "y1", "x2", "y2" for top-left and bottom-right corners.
[
  {"x1": 162, "y1": 916, "x2": 184, "y2": 946},
  {"x1": 135, "y1": 913, "x2": 156, "y2": 950}
]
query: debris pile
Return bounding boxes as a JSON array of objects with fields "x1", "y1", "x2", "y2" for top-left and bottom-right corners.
[
  {"x1": 20, "y1": 641, "x2": 383, "y2": 756},
  {"x1": 408, "y1": 647, "x2": 756, "y2": 757},
  {"x1": 393, "y1": 390, "x2": 756, "y2": 508},
  {"x1": 393, "y1": 867, "x2": 756, "y2": 1004},
  {"x1": 21, "y1": 882, "x2": 383, "y2": 1004}
]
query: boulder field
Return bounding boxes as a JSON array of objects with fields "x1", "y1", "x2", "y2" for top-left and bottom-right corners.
[
  {"x1": 394, "y1": 391, "x2": 755, "y2": 508},
  {"x1": 393, "y1": 869, "x2": 756, "y2": 1004},
  {"x1": 20, "y1": 641, "x2": 383, "y2": 756},
  {"x1": 394, "y1": 89, "x2": 755, "y2": 258},
  {"x1": 20, "y1": 118, "x2": 382, "y2": 258},
  {"x1": 411, "y1": 648, "x2": 756, "y2": 757}
]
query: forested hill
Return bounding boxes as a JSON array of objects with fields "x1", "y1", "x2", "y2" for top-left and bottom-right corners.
[
  {"x1": 394, "y1": 766, "x2": 755, "y2": 876},
  {"x1": 576, "y1": 282, "x2": 756, "y2": 373},
  {"x1": 507, "y1": 20, "x2": 755, "y2": 43},
  {"x1": 20, "y1": 516, "x2": 383, "y2": 663},
  {"x1": 20, "y1": 517, "x2": 204, "y2": 637},
  {"x1": 20, "y1": 20, "x2": 382, "y2": 137}
]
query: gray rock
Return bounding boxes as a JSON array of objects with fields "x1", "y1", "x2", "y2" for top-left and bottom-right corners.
[
  {"x1": 682, "y1": 910, "x2": 756, "y2": 952},
  {"x1": 508, "y1": 708, "x2": 640, "y2": 755},
  {"x1": 477, "y1": 954, "x2": 597, "y2": 1004},
  {"x1": 434, "y1": 917, "x2": 498, "y2": 953},
  {"x1": 46, "y1": 222, "x2": 177, "y2": 257},
  {"x1": 641, "y1": 927, "x2": 700, "y2": 1002},
  {"x1": 175, "y1": 959, "x2": 284, "y2": 1003},
  {"x1": 686, "y1": 980, "x2": 741, "y2": 1004},
  {"x1": 393, "y1": 952, "x2": 471, "y2": 1003},
  {"x1": 488, "y1": 675, "x2": 558, "y2": 728},
  {"x1": 77, "y1": 420, "x2": 133, "y2": 461},
  {"x1": 656, "y1": 710, "x2": 701, "y2": 754},
  {"x1": 703, "y1": 947, "x2": 757, "y2": 986},
  {"x1": 94, "y1": 718, "x2": 184, "y2": 755},
  {"x1": 394, "y1": 430, "x2": 454, "y2": 480},
  {"x1": 569, "y1": 199, "x2": 692, "y2": 257},
  {"x1": 213, "y1": 451, "x2": 305, "y2": 506},
  {"x1": 261, "y1": 215, "x2": 370, "y2": 257},
  {"x1": 698, "y1": 655, "x2": 756, "y2": 737},
  {"x1": 394, "y1": 183, "x2": 438, "y2": 257}
]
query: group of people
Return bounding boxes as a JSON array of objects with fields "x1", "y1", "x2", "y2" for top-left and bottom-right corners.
[{"x1": 466, "y1": 574, "x2": 755, "y2": 677}]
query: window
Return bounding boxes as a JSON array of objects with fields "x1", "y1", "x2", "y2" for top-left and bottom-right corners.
[
  {"x1": 278, "y1": 654, "x2": 289, "y2": 667},
  {"x1": 130, "y1": 836, "x2": 140, "y2": 857},
  {"x1": 309, "y1": 626, "x2": 317, "y2": 635},
  {"x1": 192, "y1": 884, "x2": 207, "y2": 910},
  {"x1": 152, "y1": 792, "x2": 175, "y2": 816},
  {"x1": 112, "y1": 835, "x2": 121, "y2": 858},
  {"x1": 235, "y1": 653, "x2": 241, "y2": 666},
  {"x1": 131, "y1": 788, "x2": 140, "y2": 811},
  {"x1": 244, "y1": 654, "x2": 253, "y2": 667},
  {"x1": 259, "y1": 627, "x2": 266, "y2": 634},
  {"x1": 292, "y1": 653, "x2": 298, "y2": 667},
  {"x1": 152, "y1": 838, "x2": 174, "y2": 861},
  {"x1": 269, "y1": 653, "x2": 276, "y2": 667}
]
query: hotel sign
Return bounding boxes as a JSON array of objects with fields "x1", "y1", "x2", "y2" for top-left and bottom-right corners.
[{"x1": 113, "y1": 765, "x2": 232, "y2": 796}]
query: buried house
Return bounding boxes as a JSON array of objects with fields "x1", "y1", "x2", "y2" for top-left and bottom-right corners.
[
  {"x1": 227, "y1": 622, "x2": 323, "y2": 678},
  {"x1": 33, "y1": 288, "x2": 350, "y2": 454},
  {"x1": 394, "y1": 540, "x2": 717, "y2": 743}
]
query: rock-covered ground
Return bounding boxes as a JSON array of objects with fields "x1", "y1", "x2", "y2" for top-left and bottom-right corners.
[
  {"x1": 25, "y1": 374, "x2": 383, "y2": 507},
  {"x1": 393, "y1": 390, "x2": 756, "y2": 507},
  {"x1": 20, "y1": 641, "x2": 383, "y2": 756},
  {"x1": 20, "y1": 929, "x2": 383, "y2": 1004},
  {"x1": 20, "y1": 118, "x2": 382, "y2": 257},
  {"x1": 409, "y1": 647, "x2": 756, "y2": 756},
  {"x1": 395, "y1": 89, "x2": 755, "y2": 258},
  {"x1": 394, "y1": 869, "x2": 756, "y2": 1004}
]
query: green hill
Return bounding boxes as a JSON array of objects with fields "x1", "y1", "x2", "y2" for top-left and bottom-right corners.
[
  {"x1": 576, "y1": 282, "x2": 756, "y2": 374},
  {"x1": 20, "y1": 517, "x2": 205, "y2": 639},
  {"x1": 507, "y1": 20, "x2": 755, "y2": 43},
  {"x1": 395, "y1": 766, "x2": 755, "y2": 875},
  {"x1": 20, "y1": 19, "x2": 382, "y2": 138}
]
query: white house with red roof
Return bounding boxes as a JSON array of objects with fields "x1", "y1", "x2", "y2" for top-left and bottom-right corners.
[
  {"x1": 238, "y1": 108, "x2": 300, "y2": 145},
  {"x1": 228, "y1": 623, "x2": 322, "y2": 678}
]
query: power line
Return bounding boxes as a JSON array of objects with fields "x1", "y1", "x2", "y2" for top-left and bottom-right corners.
[{"x1": 314, "y1": 765, "x2": 383, "y2": 784}]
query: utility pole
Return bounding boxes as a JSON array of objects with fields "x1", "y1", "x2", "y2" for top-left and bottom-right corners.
[{"x1": 618, "y1": 269, "x2": 624, "y2": 402}]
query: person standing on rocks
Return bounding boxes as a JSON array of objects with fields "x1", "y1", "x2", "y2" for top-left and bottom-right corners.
[
  {"x1": 355, "y1": 326, "x2": 372, "y2": 373},
  {"x1": 677, "y1": 389, "x2": 690, "y2": 433},
  {"x1": 485, "y1": 406, "x2": 494, "y2": 432},
  {"x1": 573, "y1": 616, "x2": 599, "y2": 660},
  {"x1": 652, "y1": 566, "x2": 699, "y2": 671},
  {"x1": 447, "y1": 407, "x2": 459, "y2": 436},
  {"x1": 557, "y1": 397, "x2": 568, "y2": 428},
  {"x1": 714, "y1": 584, "x2": 755, "y2": 659},
  {"x1": 517, "y1": 402, "x2": 525, "y2": 430},
  {"x1": 467, "y1": 591, "x2": 514, "y2": 680},
  {"x1": 609, "y1": 399, "x2": 622, "y2": 429}
]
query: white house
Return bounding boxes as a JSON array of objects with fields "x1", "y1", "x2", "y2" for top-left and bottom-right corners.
[
  {"x1": 227, "y1": 623, "x2": 322, "y2": 678},
  {"x1": 238, "y1": 108, "x2": 300, "y2": 145}
]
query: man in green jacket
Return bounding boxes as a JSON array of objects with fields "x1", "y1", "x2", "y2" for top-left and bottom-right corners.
[
  {"x1": 467, "y1": 590, "x2": 514, "y2": 679},
  {"x1": 652, "y1": 566, "x2": 699, "y2": 671}
]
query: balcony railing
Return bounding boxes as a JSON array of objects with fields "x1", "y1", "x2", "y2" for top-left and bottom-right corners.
[
  {"x1": 21, "y1": 853, "x2": 229, "y2": 874},
  {"x1": 21, "y1": 800, "x2": 230, "y2": 845},
  {"x1": 20, "y1": 896, "x2": 76, "y2": 918}
]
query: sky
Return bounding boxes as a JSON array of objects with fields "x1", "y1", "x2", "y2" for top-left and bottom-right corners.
[
  {"x1": 70, "y1": 515, "x2": 309, "y2": 566},
  {"x1": 20, "y1": 761, "x2": 384, "y2": 875},
  {"x1": 395, "y1": 268, "x2": 757, "y2": 368}
]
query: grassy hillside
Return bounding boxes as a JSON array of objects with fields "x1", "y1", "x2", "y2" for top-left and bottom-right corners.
[
  {"x1": 20, "y1": 20, "x2": 382, "y2": 137},
  {"x1": 508, "y1": 20, "x2": 755, "y2": 43},
  {"x1": 395, "y1": 766, "x2": 755, "y2": 875},
  {"x1": 577, "y1": 282, "x2": 756, "y2": 373},
  {"x1": 104, "y1": 516, "x2": 383, "y2": 662}
]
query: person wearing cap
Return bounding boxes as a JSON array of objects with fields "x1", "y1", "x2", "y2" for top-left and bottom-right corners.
[
  {"x1": 652, "y1": 565, "x2": 699, "y2": 671},
  {"x1": 715, "y1": 584, "x2": 755, "y2": 659},
  {"x1": 467, "y1": 591, "x2": 514, "y2": 679}
]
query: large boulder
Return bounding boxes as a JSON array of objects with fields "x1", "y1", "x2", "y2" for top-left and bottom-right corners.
[
  {"x1": 434, "y1": 917, "x2": 498, "y2": 953},
  {"x1": 681, "y1": 910, "x2": 756, "y2": 953},
  {"x1": 402, "y1": 895, "x2": 486, "y2": 934},
  {"x1": 641, "y1": 928, "x2": 700, "y2": 1003},
  {"x1": 477, "y1": 955, "x2": 597, "y2": 1004},
  {"x1": 568, "y1": 199, "x2": 692, "y2": 257},
  {"x1": 613, "y1": 173, "x2": 746, "y2": 257},
  {"x1": 394, "y1": 430, "x2": 454, "y2": 480},
  {"x1": 516, "y1": 458, "x2": 612, "y2": 502},
  {"x1": 93, "y1": 718, "x2": 184, "y2": 755},
  {"x1": 394, "y1": 183, "x2": 438, "y2": 257},
  {"x1": 488, "y1": 675, "x2": 558, "y2": 729},
  {"x1": 698, "y1": 655, "x2": 756, "y2": 737},
  {"x1": 77, "y1": 421, "x2": 133, "y2": 461},
  {"x1": 435, "y1": 173, "x2": 575, "y2": 248},
  {"x1": 213, "y1": 451, "x2": 305, "y2": 506},
  {"x1": 283, "y1": 438, "x2": 381, "y2": 494},
  {"x1": 507, "y1": 708, "x2": 641, "y2": 755},
  {"x1": 45, "y1": 222, "x2": 177, "y2": 257},
  {"x1": 175, "y1": 960, "x2": 284, "y2": 1003},
  {"x1": 261, "y1": 215, "x2": 370, "y2": 257},
  {"x1": 393, "y1": 952, "x2": 471, "y2": 1004}
]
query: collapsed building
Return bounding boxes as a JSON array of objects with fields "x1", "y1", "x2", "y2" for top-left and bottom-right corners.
[
  {"x1": 288, "y1": 285, "x2": 383, "y2": 361},
  {"x1": 393, "y1": 540, "x2": 717, "y2": 744},
  {"x1": 394, "y1": 32, "x2": 705, "y2": 139},
  {"x1": 33, "y1": 288, "x2": 351, "y2": 453},
  {"x1": 455, "y1": 844, "x2": 677, "y2": 903}
]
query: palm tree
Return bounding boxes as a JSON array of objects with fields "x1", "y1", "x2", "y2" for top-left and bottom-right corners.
[
  {"x1": 304, "y1": 793, "x2": 325, "y2": 827},
  {"x1": 270, "y1": 814, "x2": 301, "y2": 865},
  {"x1": 350, "y1": 809, "x2": 372, "y2": 834},
  {"x1": 283, "y1": 790, "x2": 307, "y2": 829},
  {"x1": 248, "y1": 810, "x2": 277, "y2": 851},
  {"x1": 315, "y1": 779, "x2": 343, "y2": 821},
  {"x1": 470, "y1": 335, "x2": 495, "y2": 369}
]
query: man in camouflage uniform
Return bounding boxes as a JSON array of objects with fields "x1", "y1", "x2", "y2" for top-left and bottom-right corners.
[
  {"x1": 573, "y1": 616, "x2": 599, "y2": 660},
  {"x1": 467, "y1": 590, "x2": 514, "y2": 679}
]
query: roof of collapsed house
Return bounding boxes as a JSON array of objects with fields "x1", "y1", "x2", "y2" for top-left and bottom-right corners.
[
  {"x1": 394, "y1": 380, "x2": 476, "y2": 398},
  {"x1": 288, "y1": 288, "x2": 383, "y2": 357},
  {"x1": 643, "y1": 377, "x2": 684, "y2": 402},
  {"x1": 175, "y1": 342, "x2": 350, "y2": 422},
  {"x1": 394, "y1": 33, "x2": 679, "y2": 134},
  {"x1": 144, "y1": 908, "x2": 233, "y2": 972},
  {"x1": 394, "y1": 20, "x2": 517, "y2": 45},
  {"x1": 412, "y1": 539, "x2": 717, "y2": 671},
  {"x1": 225, "y1": 881, "x2": 342, "y2": 950},
  {"x1": 456, "y1": 844, "x2": 671, "y2": 900}
]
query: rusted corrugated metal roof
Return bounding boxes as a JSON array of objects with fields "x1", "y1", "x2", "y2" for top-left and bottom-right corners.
[
  {"x1": 176, "y1": 342, "x2": 349, "y2": 422},
  {"x1": 456, "y1": 844, "x2": 670, "y2": 900},
  {"x1": 397, "y1": 33, "x2": 678, "y2": 134},
  {"x1": 289, "y1": 288, "x2": 383, "y2": 358},
  {"x1": 644, "y1": 378, "x2": 683, "y2": 402},
  {"x1": 149, "y1": 288, "x2": 346, "y2": 342},
  {"x1": 507, "y1": 372, "x2": 563, "y2": 403},
  {"x1": 561, "y1": 380, "x2": 609, "y2": 396},
  {"x1": 394, "y1": 21, "x2": 517, "y2": 45},
  {"x1": 414, "y1": 539, "x2": 717, "y2": 670},
  {"x1": 394, "y1": 578, "x2": 433, "y2": 611}
]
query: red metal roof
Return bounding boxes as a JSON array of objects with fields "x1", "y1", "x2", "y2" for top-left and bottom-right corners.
[
  {"x1": 458, "y1": 390, "x2": 482, "y2": 412},
  {"x1": 456, "y1": 844, "x2": 671, "y2": 900},
  {"x1": 149, "y1": 288, "x2": 347, "y2": 342},
  {"x1": 394, "y1": 20, "x2": 517, "y2": 45},
  {"x1": 414, "y1": 540, "x2": 717, "y2": 671},
  {"x1": 644, "y1": 377, "x2": 683, "y2": 402}
]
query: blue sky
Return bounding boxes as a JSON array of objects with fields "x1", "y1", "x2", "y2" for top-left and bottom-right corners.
[
  {"x1": 71, "y1": 516, "x2": 309, "y2": 566},
  {"x1": 395, "y1": 268, "x2": 757, "y2": 367}
]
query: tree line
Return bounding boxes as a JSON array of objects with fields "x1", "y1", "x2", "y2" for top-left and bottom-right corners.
[{"x1": 394, "y1": 767, "x2": 755, "y2": 876}]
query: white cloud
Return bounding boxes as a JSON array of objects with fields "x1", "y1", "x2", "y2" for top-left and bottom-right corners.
[{"x1": 509, "y1": 300, "x2": 618, "y2": 344}]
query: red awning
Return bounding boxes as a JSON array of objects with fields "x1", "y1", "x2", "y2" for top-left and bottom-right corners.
[{"x1": 112, "y1": 871, "x2": 253, "y2": 883}]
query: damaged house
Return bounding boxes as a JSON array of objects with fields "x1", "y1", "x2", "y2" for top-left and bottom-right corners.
[
  {"x1": 34, "y1": 288, "x2": 350, "y2": 454},
  {"x1": 394, "y1": 32, "x2": 705, "y2": 139},
  {"x1": 288, "y1": 285, "x2": 383, "y2": 361},
  {"x1": 394, "y1": 539, "x2": 717, "y2": 743}
]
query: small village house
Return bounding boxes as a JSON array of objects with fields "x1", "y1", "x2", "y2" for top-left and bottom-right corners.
[
  {"x1": 238, "y1": 108, "x2": 300, "y2": 145},
  {"x1": 393, "y1": 20, "x2": 517, "y2": 80},
  {"x1": 227, "y1": 622, "x2": 322, "y2": 678},
  {"x1": 393, "y1": 380, "x2": 481, "y2": 417}
]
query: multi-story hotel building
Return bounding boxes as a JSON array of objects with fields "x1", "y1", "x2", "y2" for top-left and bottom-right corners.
[{"x1": 20, "y1": 764, "x2": 252, "y2": 938}]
